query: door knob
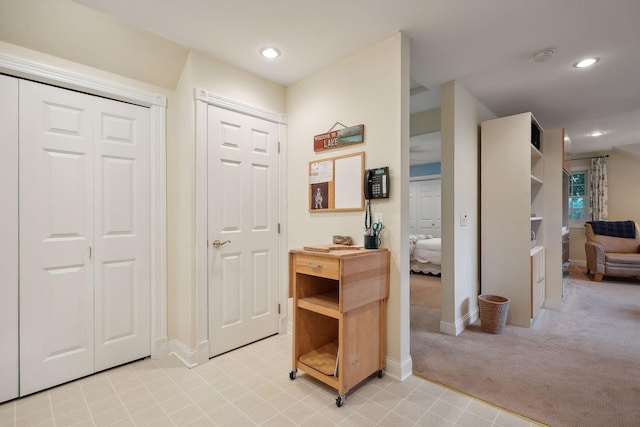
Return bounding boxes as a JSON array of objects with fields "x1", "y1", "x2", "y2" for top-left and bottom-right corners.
[{"x1": 212, "y1": 239, "x2": 231, "y2": 249}]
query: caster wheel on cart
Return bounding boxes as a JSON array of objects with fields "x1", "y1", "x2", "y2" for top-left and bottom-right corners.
[
  {"x1": 289, "y1": 370, "x2": 297, "y2": 380},
  {"x1": 377, "y1": 369, "x2": 385, "y2": 379},
  {"x1": 336, "y1": 395, "x2": 346, "y2": 407}
]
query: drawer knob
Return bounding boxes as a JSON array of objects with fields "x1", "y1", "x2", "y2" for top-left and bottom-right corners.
[{"x1": 308, "y1": 263, "x2": 323, "y2": 269}]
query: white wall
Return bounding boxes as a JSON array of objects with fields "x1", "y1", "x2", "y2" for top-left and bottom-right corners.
[
  {"x1": 167, "y1": 54, "x2": 196, "y2": 348},
  {"x1": 440, "y1": 80, "x2": 495, "y2": 335},
  {"x1": 286, "y1": 33, "x2": 412, "y2": 379},
  {"x1": 0, "y1": 34, "x2": 288, "y2": 353},
  {"x1": 167, "y1": 52, "x2": 286, "y2": 348},
  {"x1": 0, "y1": 41, "x2": 170, "y2": 97},
  {"x1": 0, "y1": 0, "x2": 188, "y2": 89},
  {"x1": 607, "y1": 150, "x2": 640, "y2": 220},
  {"x1": 0, "y1": 5, "x2": 412, "y2": 375},
  {"x1": 411, "y1": 107, "x2": 441, "y2": 136}
]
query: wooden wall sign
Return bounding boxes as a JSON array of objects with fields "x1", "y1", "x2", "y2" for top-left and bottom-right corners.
[{"x1": 314, "y1": 124, "x2": 364, "y2": 152}]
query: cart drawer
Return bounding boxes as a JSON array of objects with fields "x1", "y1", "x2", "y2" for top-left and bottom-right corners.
[{"x1": 295, "y1": 254, "x2": 339, "y2": 279}]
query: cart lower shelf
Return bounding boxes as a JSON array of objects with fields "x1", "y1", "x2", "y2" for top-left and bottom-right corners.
[{"x1": 298, "y1": 341, "x2": 338, "y2": 376}]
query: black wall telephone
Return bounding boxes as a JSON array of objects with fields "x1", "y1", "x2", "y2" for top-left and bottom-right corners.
[{"x1": 364, "y1": 167, "x2": 390, "y2": 199}]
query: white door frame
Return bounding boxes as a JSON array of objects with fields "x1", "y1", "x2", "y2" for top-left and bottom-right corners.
[
  {"x1": 194, "y1": 89, "x2": 287, "y2": 365},
  {"x1": 0, "y1": 74, "x2": 19, "y2": 403},
  {"x1": 0, "y1": 53, "x2": 168, "y2": 360}
]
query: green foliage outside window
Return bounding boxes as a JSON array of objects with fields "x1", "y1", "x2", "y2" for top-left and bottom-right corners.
[{"x1": 569, "y1": 172, "x2": 587, "y2": 221}]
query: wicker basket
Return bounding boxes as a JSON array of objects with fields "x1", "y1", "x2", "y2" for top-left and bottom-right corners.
[{"x1": 478, "y1": 295, "x2": 510, "y2": 334}]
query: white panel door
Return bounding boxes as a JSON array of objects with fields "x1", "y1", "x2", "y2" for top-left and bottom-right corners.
[
  {"x1": 93, "y1": 98, "x2": 150, "y2": 371},
  {"x1": 417, "y1": 179, "x2": 442, "y2": 237},
  {"x1": 207, "y1": 105, "x2": 280, "y2": 356},
  {"x1": 19, "y1": 80, "x2": 95, "y2": 395},
  {"x1": 0, "y1": 75, "x2": 19, "y2": 403}
]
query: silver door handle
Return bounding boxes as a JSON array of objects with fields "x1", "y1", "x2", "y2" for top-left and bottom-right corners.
[{"x1": 212, "y1": 239, "x2": 231, "y2": 249}]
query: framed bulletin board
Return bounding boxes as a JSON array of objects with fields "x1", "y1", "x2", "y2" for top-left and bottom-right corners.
[{"x1": 309, "y1": 151, "x2": 364, "y2": 212}]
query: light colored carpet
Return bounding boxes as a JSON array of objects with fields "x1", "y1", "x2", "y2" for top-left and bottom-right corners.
[
  {"x1": 410, "y1": 272, "x2": 441, "y2": 309},
  {"x1": 410, "y1": 268, "x2": 640, "y2": 427}
]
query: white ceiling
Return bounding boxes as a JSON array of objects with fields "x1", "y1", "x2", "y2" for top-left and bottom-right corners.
[
  {"x1": 410, "y1": 131, "x2": 441, "y2": 166},
  {"x1": 75, "y1": 0, "x2": 640, "y2": 158}
]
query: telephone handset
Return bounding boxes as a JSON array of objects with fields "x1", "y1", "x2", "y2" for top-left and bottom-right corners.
[{"x1": 364, "y1": 167, "x2": 390, "y2": 199}]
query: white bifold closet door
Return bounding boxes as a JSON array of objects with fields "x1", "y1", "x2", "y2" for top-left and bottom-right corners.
[
  {"x1": 0, "y1": 75, "x2": 19, "y2": 403},
  {"x1": 19, "y1": 80, "x2": 151, "y2": 396}
]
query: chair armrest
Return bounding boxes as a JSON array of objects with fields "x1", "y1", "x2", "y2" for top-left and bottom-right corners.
[{"x1": 585, "y1": 241, "x2": 605, "y2": 274}]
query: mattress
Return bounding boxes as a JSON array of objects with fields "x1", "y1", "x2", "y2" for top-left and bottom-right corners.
[{"x1": 409, "y1": 234, "x2": 442, "y2": 275}]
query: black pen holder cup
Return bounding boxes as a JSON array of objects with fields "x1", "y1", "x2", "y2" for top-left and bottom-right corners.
[{"x1": 364, "y1": 235, "x2": 381, "y2": 249}]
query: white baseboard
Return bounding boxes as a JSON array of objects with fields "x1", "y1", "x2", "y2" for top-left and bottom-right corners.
[
  {"x1": 169, "y1": 339, "x2": 198, "y2": 368},
  {"x1": 280, "y1": 316, "x2": 290, "y2": 335},
  {"x1": 439, "y1": 320, "x2": 457, "y2": 336},
  {"x1": 440, "y1": 307, "x2": 479, "y2": 336},
  {"x1": 570, "y1": 260, "x2": 586, "y2": 268},
  {"x1": 385, "y1": 356, "x2": 413, "y2": 381},
  {"x1": 152, "y1": 336, "x2": 168, "y2": 359},
  {"x1": 197, "y1": 341, "x2": 209, "y2": 366},
  {"x1": 467, "y1": 307, "x2": 479, "y2": 327}
]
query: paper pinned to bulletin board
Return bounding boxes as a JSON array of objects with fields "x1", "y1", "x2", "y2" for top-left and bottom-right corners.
[{"x1": 309, "y1": 151, "x2": 364, "y2": 212}]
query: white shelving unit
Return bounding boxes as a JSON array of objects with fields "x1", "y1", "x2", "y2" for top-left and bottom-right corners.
[{"x1": 481, "y1": 112, "x2": 546, "y2": 327}]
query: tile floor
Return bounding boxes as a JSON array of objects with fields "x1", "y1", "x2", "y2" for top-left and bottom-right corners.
[{"x1": 0, "y1": 334, "x2": 542, "y2": 427}]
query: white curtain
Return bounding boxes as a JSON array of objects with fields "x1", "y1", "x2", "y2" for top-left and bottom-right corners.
[{"x1": 588, "y1": 157, "x2": 608, "y2": 221}]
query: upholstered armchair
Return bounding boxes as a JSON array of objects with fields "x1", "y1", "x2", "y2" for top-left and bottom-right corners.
[{"x1": 585, "y1": 221, "x2": 640, "y2": 282}]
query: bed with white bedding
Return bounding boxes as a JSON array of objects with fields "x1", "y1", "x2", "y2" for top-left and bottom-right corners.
[{"x1": 409, "y1": 234, "x2": 442, "y2": 275}]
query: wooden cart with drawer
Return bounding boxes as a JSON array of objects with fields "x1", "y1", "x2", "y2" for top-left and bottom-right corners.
[{"x1": 288, "y1": 246, "x2": 390, "y2": 407}]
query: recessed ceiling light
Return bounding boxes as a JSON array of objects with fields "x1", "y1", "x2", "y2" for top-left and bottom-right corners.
[
  {"x1": 574, "y1": 57, "x2": 599, "y2": 68},
  {"x1": 260, "y1": 47, "x2": 281, "y2": 59},
  {"x1": 589, "y1": 131, "x2": 605, "y2": 137}
]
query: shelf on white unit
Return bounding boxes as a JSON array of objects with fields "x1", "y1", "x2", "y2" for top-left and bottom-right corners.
[
  {"x1": 531, "y1": 145, "x2": 543, "y2": 158},
  {"x1": 530, "y1": 245, "x2": 544, "y2": 256},
  {"x1": 530, "y1": 216, "x2": 543, "y2": 222},
  {"x1": 531, "y1": 175, "x2": 543, "y2": 185}
]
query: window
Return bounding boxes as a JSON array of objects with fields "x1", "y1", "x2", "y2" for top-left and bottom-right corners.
[{"x1": 569, "y1": 170, "x2": 588, "y2": 226}]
